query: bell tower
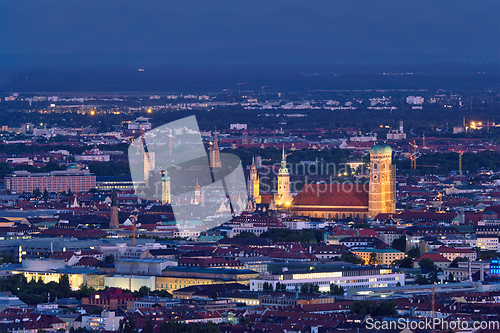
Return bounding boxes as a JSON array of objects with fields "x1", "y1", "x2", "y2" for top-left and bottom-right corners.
[
  {"x1": 277, "y1": 148, "x2": 292, "y2": 206},
  {"x1": 209, "y1": 128, "x2": 222, "y2": 168},
  {"x1": 369, "y1": 143, "x2": 395, "y2": 218},
  {"x1": 161, "y1": 170, "x2": 171, "y2": 205}
]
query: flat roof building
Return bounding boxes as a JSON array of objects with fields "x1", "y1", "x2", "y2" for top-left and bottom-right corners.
[
  {"x1": 5, "y1": 165, "x2": 96, "y2": 193},
  {"x1": 250, "y1": 267, "x2": 404, "y2": 293}
]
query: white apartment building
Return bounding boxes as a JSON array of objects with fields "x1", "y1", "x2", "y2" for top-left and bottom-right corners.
[
  {"x1": 82, "y1": 310, "x2": 123, "y2": 331},
  {"x1": 250, "y1": 268, "x2": 404, "y2": 293}
]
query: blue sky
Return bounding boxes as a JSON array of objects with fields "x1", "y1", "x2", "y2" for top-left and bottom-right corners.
[{"x1": 1, "y1": 0, "x2": 499, "y2": 66}]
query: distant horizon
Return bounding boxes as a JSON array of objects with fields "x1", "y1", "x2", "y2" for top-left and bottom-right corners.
[{"x1": 1, "y1": 63, "x2": 498, "y2": 93}]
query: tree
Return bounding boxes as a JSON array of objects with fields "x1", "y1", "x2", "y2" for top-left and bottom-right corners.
[
  {"x1": 33, "y1": 188, "x2": 41, "y2": 197},
  {"x1": 407, "y1": 247, "x2": 421, "y2": 259},
  {"x1": 234, "y1": 231, "x2": 258, "y2": 238},
  {"x1": 368, "y1": 252, "x2": 378, "y2": 265},
  {"x1": 300, "y1": 283, "x2": 319, "y2": 294},
  {"x1": 133, "y1": 286, "x2": 151, "y2": 298},
  {"x1": 262, "y1": 282, "x2": 273, "y2": 291},
  {"x1": 391, "y1": 235, "x2": 406, "y2": 252},
  {"x1": 142, "y1": 318, "x2": 154, "y2": 333},
  {"x1": 449, "y1": 257, "x2": 468, "y2": 268},
  {"x1": 104, "y1": 254, "x2": 115, "y2": 264},
  {"x1": 340, "y1": 253, "x2": 364, "y2": 265},
  {"x1": 416, "y1": 275, "x2": 430, "y2": 285},
  {"x1": 393, "y1": 257, "x2": 413, "y2": 268},
  {"x1": 448, "y1": 273, "x2": 455, "y2": 282},
  {"x1": 275, "y1": 282, "x2": 286, "y2": 292},
  {"x1": 210, "y1": 290, "x2": 218, "y2": 300},
  {"x1": 349, "y1": 301, "x2": 396, "y2": 316},
  {"x1": 43, "y1": 189, "x2": 49, "y2": 201},
  {"x1": 478, "y1": 250, "x2": 499, "y2": 261},
  {"x1": 329, "y1": 284, "x2": 344, "y2": 295},
  {"x1": 418, "y1": 258, "x2": 437, "y2": 271},
  {"x1": 123, "y1": 317, "x2": 138, "y2": 333},
  {"x1": 58, "y1": 274, "x2": 71, "y2": 297}
]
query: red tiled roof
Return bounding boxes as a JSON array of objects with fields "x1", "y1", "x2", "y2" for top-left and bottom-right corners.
[
  {"x1": 292, "y1": 184, "x2": 368, "y2": 211},
  {"x1": 436, "y1": 246, "x2": 475, "y2": 254},
  {"x1": 415, "y1": 252, "x2": 450, "y2": 263}
]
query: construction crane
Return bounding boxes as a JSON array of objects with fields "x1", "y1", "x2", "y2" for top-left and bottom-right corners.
[
  {"x1": 236, "y1": 82, "x2": 247, "y2": 95},
  {"x1": 416, "y1": 164, "x2": 439, "y2": 171},
  {"x1": 130, "y1": 214, "x2": 138, "y2": 246},
  {"x1": 408, "y1": 141, "x2": 418, "y2": 169},
  {"x1": 431, "y1": 285, "x2": 435, "y2": 320},
  {"x1": 453, "y1": 150, "x2": 464, "y2": 175}
]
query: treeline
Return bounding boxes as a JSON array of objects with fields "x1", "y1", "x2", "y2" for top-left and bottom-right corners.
[
  {"x1": 349, "y1": 300, "x2": 397, "y2": 316},
  {"x1": 0, "y1": 161, "x2": 67, "y2": 179},
  {"x1": 88, "y1": 161, "x2": 130, "y2": 176},
  {"x1": 0, "y1": 143, "x2": 86, "y2": 155},
  {"x1": 0, "y1": 274, "x2": 95, "y2": 305},
  {"x1": 260, "y1": 228, "x2": 324, "y2": 243},
  {"x1": 5, "y1": 100, "x2": 500, "y2": 137},
  {"x1": 228, "y1": 146, "x2": 351, "y2": 170},
  {"x1": 120, "y1": 317, "x2": 220, "y2": 333}
]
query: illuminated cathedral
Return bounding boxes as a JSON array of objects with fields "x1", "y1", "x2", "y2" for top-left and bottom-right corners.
[
  {"x1": 246, "y1": 143, "x2": 396, "y2": 219},
  {"x1": 246, "y1": 148, "x2": 292, "y2": 211}
]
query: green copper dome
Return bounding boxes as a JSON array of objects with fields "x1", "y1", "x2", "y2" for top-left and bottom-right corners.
[{"x1": 370, "y1": 143, "x2": 392, "y2": 155}]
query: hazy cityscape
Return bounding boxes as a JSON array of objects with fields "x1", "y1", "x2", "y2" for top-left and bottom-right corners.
[{"x1": 0, "y1": 1, "x2": 499, "y2": 333}]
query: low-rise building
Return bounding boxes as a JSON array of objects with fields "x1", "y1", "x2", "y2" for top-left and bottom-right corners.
[
  {"x1": 82, "y1": 310, "x2": 123, "y2": 332},
  {"x1": 82, "y1": 289, "x2": 139, "y2": 311},
  {"x1": 250, "y1": 267, "x2": 404, "y2": 292},
  {"x1": 351, "y1": 248, "x2": 404, "y2": 265}
]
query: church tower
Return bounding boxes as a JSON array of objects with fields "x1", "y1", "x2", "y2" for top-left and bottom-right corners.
[
  {"x1": 368, "y1": 143, "x2": 396, "y2": 218},
  {"x1": 141, "y1": 132, "x2": 155, "y2": 187},
  {"x1": 194, "y1": 179, "x2": 201, "y2": 205},
  {"x1": 109, "y1": 188, "x2": 119, "y2": 228},
  {"x1": 209, "y1": 128, "x2": 222, "y2": 168},
  {"x1": 249, "y1": 157, "x2": 260, "y2": 203},
  {"x1": 161, "y1": 170, "x2": 171, "y2": 205},
  {"x1": 276, "y1": 148, "x2": 292, "y2": 206}
]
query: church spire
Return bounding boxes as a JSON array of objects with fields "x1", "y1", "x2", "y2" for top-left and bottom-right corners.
[
  {"x1": 279, "y1": 146, "x2": 289, "y2": 175},
  {"x1": 209, "y1": 128, "x2": 221, "y2": 168},
  {"x1": 161, "y1": 169, "x2": 171, "y2": 205}
]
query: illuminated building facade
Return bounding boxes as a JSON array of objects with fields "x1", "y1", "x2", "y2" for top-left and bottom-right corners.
[
  {"x1": 5, "y1": 165, "x2": 96, "y2": 194},
  {"x1": 250, "y1": 267, "x2": 404, "y2": 292}
]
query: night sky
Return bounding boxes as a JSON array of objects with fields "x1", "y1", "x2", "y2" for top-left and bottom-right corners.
[{"x1": 1, "y1": 0, "x2": 499, "y2": 68}]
